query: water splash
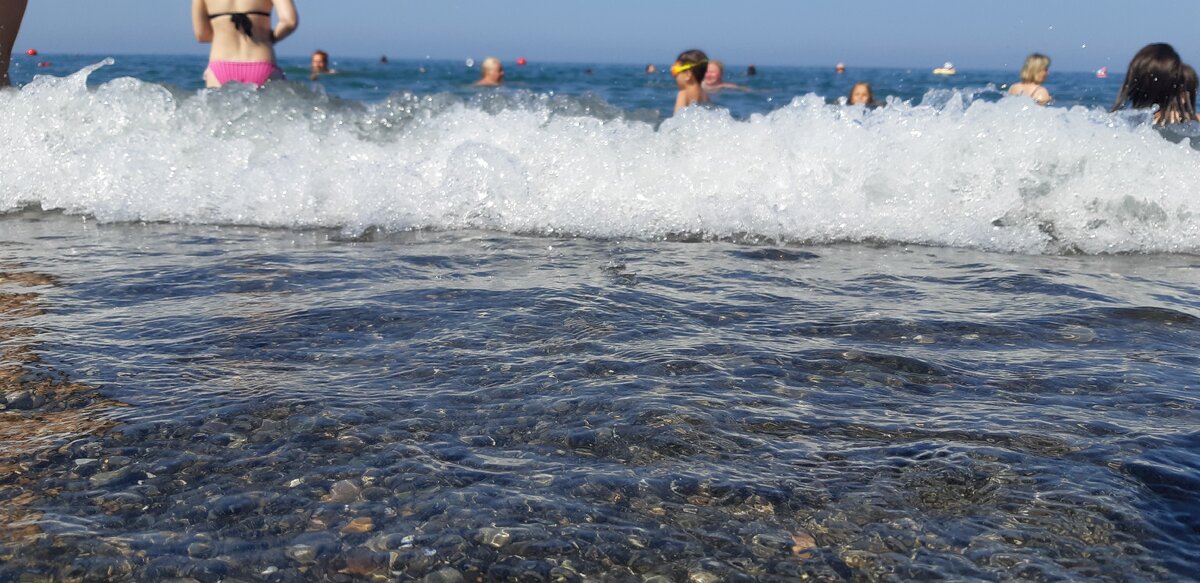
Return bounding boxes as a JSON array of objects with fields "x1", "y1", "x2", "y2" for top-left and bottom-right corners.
[{"x1": 2, "y1": 61, "x2": 1198, "y2": 255}]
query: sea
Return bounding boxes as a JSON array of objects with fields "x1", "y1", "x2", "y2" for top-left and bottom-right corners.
[{"x1": 0, "y1": 55, "x2": 1198, "y2": 582}]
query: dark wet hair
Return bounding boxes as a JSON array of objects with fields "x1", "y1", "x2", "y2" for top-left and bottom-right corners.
[
  {"x1": 747, "y1": 65, "x2": 757, "y2": 76},
  {"x1": 1182, "y1": 64, "x2": 1198, "y2": 113},
  {"x1": 676, "y1": 49, "x2": 709, "y2": 85},
  {"x1": 1111, "y1": 43, "x2": 1194, "y2": 124}
]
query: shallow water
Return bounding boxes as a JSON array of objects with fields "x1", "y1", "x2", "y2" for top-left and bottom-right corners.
[{"x1": 1, "y1": 212, "x2": 1198, "y2": 581}]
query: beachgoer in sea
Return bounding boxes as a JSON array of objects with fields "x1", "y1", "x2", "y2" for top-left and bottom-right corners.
[
  {"x1": 310, "y1": 50, "x2": 336, "y2": 80},
  {"x1": 702, "y1": 60, "x2": 745, "y2": 92},
  {"x1": 476, "y1": 57, "x2": 504, "y2": 86},
  {"x1": 0, "y1": 0, "x2": 28, "y2": 87},
  {"x1": 672, "y1": 49, "x2": 710, "y2": 113},
  {"x1": 836, "y1": 63, "x2": 846, "y2": 74},
  {"x1": 193, "y1": 0, "x2": 297, "y2": 88},
  {"x1": 380, "y1": 54, "x2": 389, "y2": 64},
  {"x1": 646, "y1": 64, "x2": 657, "y2": 74},
  {"x1": 1008, "y1": 53, "x2": 1052, "y2": 105},
  {"x1": 847, "y1": 82, "x2": 877, "y2": 107},
  {"x1": 1111, "y1": 43, "x2": 1194, "y2": 125},
  {"x1": 746, "y1": 65, "x2": 757, "y2": 76}
]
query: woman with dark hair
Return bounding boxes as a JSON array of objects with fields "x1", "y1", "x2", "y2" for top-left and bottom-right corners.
[{"x1": 1111, "y1": 43, "x2": 1195, "y2": 125}]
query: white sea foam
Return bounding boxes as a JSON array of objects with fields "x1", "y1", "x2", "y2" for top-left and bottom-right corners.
[{"x1": 2, "y1": 61, "x2": 1199, "y2": 254}]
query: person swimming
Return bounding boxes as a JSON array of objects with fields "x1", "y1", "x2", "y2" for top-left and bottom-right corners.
[
  {"x1": 702, "y1": 60, "x2": 746, "y2": 92},
  {"x1": 192, "y1": 0, "x2": 297, "y2": 88},
  {"x1": 672, "y1": 49, "x2": 710, "y2": 113},
  {"x1": 310, "y1": 49, "x2": 337, "y2": 80},
  {"x1": 1008, "y1": 53, "x2": 1052, "y2": 105},
  {"x1": 0, "y1": 0, "x2": 28, "y2": 87},
  {"x1": 847, "y1": 82, "x2": 877, "y2": 107},
  {"x1": 1111, "y1": 43, "x2": 1194, "y2": 125},
  {"x1": 646, "y1": 64, "x2": 658, "y2": 74},
  {"x1": 475, "y1": 57, "x2": 504, "y2": 86}
]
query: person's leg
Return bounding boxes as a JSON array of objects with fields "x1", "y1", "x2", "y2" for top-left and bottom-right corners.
[{"x1": 0, "y1": 0, "x2": 30, "y2": 87}]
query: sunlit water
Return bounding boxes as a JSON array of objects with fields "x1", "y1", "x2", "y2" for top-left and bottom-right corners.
[{"x1": 0, "y1": 58, "x2": 1198, "y2": 581}]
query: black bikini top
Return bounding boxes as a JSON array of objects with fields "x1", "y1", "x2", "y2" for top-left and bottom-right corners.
[{"x1": 208, "y1": 11, "x2": 271, "y2": 38}]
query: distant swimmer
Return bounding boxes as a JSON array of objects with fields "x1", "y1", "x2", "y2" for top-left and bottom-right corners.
[
  {"x1": 380, "y1": 54, "x2": 389, "y2": 64},
  {"x1": 671, "y1": 49, "x2": 710, "y2": 113},
  {"x1": 746, "y1": 64, "x2": 757, "y2": 76},
  {"x1": 0, "y1": 0, "x2": 28, "y2": 87},
  {"x1": 836, "y1": 62, "x2": 846, "y2": 74},
  {"x1": 933, "y1": 62, "x2": 957, "y2": 76},
  {"x1": 193, "y1": 0, "x2": 297, "y2": 88},
  {"x1": 847, "y1": 82, "x2": 878, "y2": 107},
  {"x1": 1111, "y1": 43, "x2": 1195, "y2": 125},
  {"x1": 702, "y1": 60, "x2": 746, "y2": 92},
  {"x1": 310, "y1": 50, "x2": 337, "y2": 80},
  {"x1": 646, "y1": 64, "x2": 657, "y2": 74},
  {"x1": 475, "y1": 57, "x2": 504, "y2": 86},
  {"x1": 1007, "y1": 53, "x2": 1052, "y2": 105}
]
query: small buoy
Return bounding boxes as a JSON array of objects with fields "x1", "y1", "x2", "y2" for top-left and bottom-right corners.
[
  {"x1": 516, "y1": 57, "x2": 528, "y2": 66},
  {"x1": 26, "y1": 48, "x2": 37, "y2": 56},
  {"x1": 36, "y1": 61, "x2": 51, "y2": 68},
  {"x1": 465, "y1": 58, "x2": 475, "y2": 68}
]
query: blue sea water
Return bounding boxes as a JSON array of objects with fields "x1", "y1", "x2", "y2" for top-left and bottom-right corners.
[{"x1": 0, "y1": 55, "x2": 1198, "y2": 582}]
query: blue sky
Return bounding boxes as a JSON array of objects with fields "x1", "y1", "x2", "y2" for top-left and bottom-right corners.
[{"x1": 17, "y1": 1, "x2": 1200, "y2": 72}]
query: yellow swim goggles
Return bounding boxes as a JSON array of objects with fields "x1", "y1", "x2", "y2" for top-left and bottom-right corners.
[{"x1": 671, "y1": 60, "x2": 708, "y2": 77}]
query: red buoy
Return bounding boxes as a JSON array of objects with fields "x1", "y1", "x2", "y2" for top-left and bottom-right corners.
[
  {"x1": 516, "y1": 57, "x2": 528, "y2": 66},
  {"x1": 26, "y1": 48, "x2": 37, "y2": 56},
  {"x1": 37, "y1": 61, "x2": 52, "y2": 68}
]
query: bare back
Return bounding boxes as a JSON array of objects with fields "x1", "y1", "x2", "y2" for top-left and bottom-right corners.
[
  {"x1": 1008, "y1": 82, "x2": 1052, "y2": 106},
  {"x1": 194, "y1": 0, "x2": 298, "y2": 63}
]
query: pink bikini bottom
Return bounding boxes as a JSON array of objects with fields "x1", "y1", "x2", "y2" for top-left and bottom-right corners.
[{"x1": 206, "y1": 60, "x2": 284, "y2": 87}]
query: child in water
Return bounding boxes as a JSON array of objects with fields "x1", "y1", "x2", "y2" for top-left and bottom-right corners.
[{"x1": 672, "y1": 49, "x2": 710, "y2": 113}]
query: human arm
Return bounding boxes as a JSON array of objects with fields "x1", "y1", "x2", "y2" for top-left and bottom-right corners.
[
  {"x1": 192, "y1": 0, "x2": 213, "y2": 43},
  {"x1": 1033, "y1": 86, "x2": 1052, "y2": 106},
  {"x1": 272, "y1": 0, "x2": 298, "y2": 44}
]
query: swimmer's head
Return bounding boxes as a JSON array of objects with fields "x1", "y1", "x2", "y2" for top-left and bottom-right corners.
[
  {"x1": 848, "y1": 82, "x2": 874, "y2": 106},
  {"x1": 646, "y1": 64, "x2": 657, "y2": 74},
  {"x1": 672, "y1": 49, "x2": 709, "y2": 88},
  {"x1": 311, "y1": 50, "x2": 329, "y2": 72},
  {"x1": 480, "y1": 57, "x2": 504, "y2": 83},
  {"x1": 704, "y1": 60, "x2": 725, "y2": 85},
  {"x1": 1020, "y1": 53, "x2": 1051, "y2": 84},
  {"x1": 1113, "y1": 43, "x2": 1187, "y2": 121}
]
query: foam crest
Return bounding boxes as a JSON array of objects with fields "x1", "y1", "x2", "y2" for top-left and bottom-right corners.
[{"x1": 2, "y1": 62, "x2": 1199, "y2": 254}]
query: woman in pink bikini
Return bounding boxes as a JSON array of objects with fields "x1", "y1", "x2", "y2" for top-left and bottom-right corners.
[{"x1": 192, "y1": 0, "x2": 298, "y2": 88}]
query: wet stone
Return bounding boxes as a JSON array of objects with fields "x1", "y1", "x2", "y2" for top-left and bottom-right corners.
[
  {"x1": 341, "y1": 517, "x2": 375, "y2": 535},
  {"x1": 476, "y1": 527, "x2": 513, "y2": 548},
  {"x1": 207, "y1": 494, "x2": 260, "y2": 519},
  {"x1": 286, "y1": 544, "x2": 317, "y2": 565},
  {"x1": 324, "y1": 479, "x2": 362, "y2": 503},
  {"x1": 89, "y1": 466, "x2": 146, "y2": 488},
  {"x1": 688, "y1": 570, "x2": 720, "y2": 583},
  {"x1": 3, "y1": 391, "x2": 34, "y2": 410},
  {"x1": 187, "y1": 542, "x2": 214, "y2": 559},
  {"x1": 424, "y1": 567, "x2": 465, "y2": 583},
  {"x1": 361, "y1": 486, "x2": 389, "y2": 501}
]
